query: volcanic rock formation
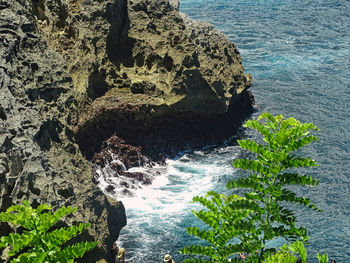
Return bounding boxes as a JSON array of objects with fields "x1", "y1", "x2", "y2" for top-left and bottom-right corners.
[{"x1": 0, "y1": 0, "x2": 253, "y2": 261}]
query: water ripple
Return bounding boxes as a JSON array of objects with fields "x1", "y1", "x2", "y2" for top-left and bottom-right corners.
[{"x1": 116, "y1": 1, "x2": 350, "y2": 262}]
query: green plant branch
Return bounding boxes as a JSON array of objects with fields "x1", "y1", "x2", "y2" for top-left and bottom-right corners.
[{"x1": 180, "y1": 112, "x2": 322, "y2": 262}]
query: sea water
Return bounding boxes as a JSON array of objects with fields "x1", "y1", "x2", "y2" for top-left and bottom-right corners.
[{"x1": 114, "y1": 1, "x2": 350, "y2": 262}]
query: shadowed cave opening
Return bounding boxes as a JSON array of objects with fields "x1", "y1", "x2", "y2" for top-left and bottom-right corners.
[{"x1": 75, "y1": 89, "x2": 254, "y2": 164}]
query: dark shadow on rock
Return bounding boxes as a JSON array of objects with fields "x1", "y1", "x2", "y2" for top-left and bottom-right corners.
[
  {"x1": 75, "y1": 91, "x2": 254, "y2": 163},
  {"x1": 31, "y1": 0, "x2": 49, "y2": 22},
  {"x1": 87, "y1": 67, "x2": 110, "y2": 99},
  {"x1": 0, "y1": 104, "x2": 7, "y2": 121},
  {"x1": 34, "y1": 119, "x2": 62, "y2": 151},
  {"x1": 106, "y1": 0, "x2": 135, "y2": 68},
  {"x1": 26, "y1": 87, "x2": 67, "y2": 102}
]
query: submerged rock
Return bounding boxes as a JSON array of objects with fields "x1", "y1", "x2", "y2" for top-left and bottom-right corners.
[
  {"x1": 92, "y1": 135, "x2": 151, "y2": 170},
  {"x1": 0, "y1": 0, "x2": 253, "y2": 261}
]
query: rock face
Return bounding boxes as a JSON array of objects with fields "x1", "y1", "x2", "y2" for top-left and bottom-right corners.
[
  {"x1": 0, "y1": 0, "x2": 253, "y2": 261},
  {"x1": 71, "y1": 0, "x2": 253, "y2": 159},
  {"x1": 0, "y1": 0, "x2": 126, "y2": 261}
]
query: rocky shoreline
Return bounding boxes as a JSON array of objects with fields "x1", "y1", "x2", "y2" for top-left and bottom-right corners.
[{"x1": 0, "y1": 0, "x2": 253, "y2": 261}]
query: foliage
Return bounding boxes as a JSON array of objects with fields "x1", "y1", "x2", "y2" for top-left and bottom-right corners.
[
  {"x1": 264, "y1": 241, "x2": 328, "y2": 263},
  {"x1": 180, "y1": 191, "x2": 258, "y2": 262},
  {"x1": 180, "y1": 112, "x2": 320, "y2": 262},
  {"x1": 317, "y1": 252, "x2": 329, "y2": 263},
  {"x1": 0, "y1": 200, "x2": 97, "y2": 263}
]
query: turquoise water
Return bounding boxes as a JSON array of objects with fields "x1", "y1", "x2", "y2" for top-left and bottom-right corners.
[{"x1": 116, "y1": 1, "x2": 350, "y2": 262}]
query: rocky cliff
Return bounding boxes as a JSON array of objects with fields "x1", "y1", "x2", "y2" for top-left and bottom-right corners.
[
  {"x1": 0, "y1": 0, "x2": 253, "y2": 261},
  {"x1": 0, "y1": 0, "x2": 126, "y2": 261}
]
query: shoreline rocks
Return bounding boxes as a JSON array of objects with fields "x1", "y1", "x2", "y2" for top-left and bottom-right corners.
[{"x1": 0, "y1": 0, "x2": 254, "y2": 261}]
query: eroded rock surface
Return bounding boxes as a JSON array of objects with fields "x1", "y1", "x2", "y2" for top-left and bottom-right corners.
[
  {"x1": 71, "y1": 0, "x2": 253, "y2": 159},
  {"x1": 26, "y1": 0, "x2": 253, "y2": 157},
  {"x1": 0, "y1": 0, "x2": 125, "y2": 261},
  {"x1": 1, "y1": 0, "x2": 253, "y2": 261}
]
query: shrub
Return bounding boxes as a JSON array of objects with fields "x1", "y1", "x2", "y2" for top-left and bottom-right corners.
[
  {"x1": 264, "y1": 240, "x2": 328, "y2": 263},
  {"x1": 180, "y1": 112, "x2": 320, "y2": 262},
  {"x1": 0, "y1": 200, "x2": 97, "y2": 262}
]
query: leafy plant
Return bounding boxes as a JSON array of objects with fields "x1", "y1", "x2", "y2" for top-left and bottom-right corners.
[
  {"x1": 180, "y1": 112, "x2": 320, "y2": 262},
  {"x1": 317, "y1": 252, "x2": 329, "y2": 263},
  {"x1": 263, "y1": 242, "x2": 300, "y2": 263},
  {"x1": 264, "y1": 240, "x2": 328, "y2": 263},
  {"x1": 0, "y1": 200, "x2": 97, "y2": 262},
  {"x1": 180, "y1": 191, "x2": 258, "y2": 262},
  {"x1": 288, "y1": 240, "x2": 307, "y2": 263}
]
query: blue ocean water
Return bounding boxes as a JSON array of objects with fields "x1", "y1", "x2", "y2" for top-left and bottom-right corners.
[{"x1": 115, "y1": 1, "x2": 350, "y2": 262}]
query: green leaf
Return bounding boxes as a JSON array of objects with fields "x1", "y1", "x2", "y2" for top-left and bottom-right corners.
[
  {"x1": 283, "y1": 156, "x2": 318, "y2": 168},
  {"x1": 233, "y1": 159, "x2": 269, "y2": 175},
  {"x1": 0, "y1": 201, "x2": 97, "y2": 262},
  {"x1": 186, "y1": 226, "x2": 215, "y2": 244},
  {"x1": 11, "y1": 251, "x2": 48, "y2": 263},
  {"x1": 181, "y1": 112, "x2": 321, "y2": 262},
  {"x1": 0, "y1": 231, "x2": 36, "y2": 256},
  {"x1": 289, "y1": 240, "x2": 307, "y2": 262},
  {"x1": 182, "y1": 257, "x2": 213, "y2": 263},
  {"x1": 277, "y1": 173, "x2": 319, "y2": 186},
  {"x1": 180, "y1": 245, "x2": 215, "y2": 257},
  {"x1": 317, "y1": 252, "x2": 328, "y2": 263},
  {"x1": 53, "y1": 241, "x2": 97, "y2": 261},
  {"x1": 42, "y1": 223, "x2": 90, "y2": 250},
  {"x1": 192, "y1": 210, "x2": 220, "y2": 230},
  {"x1": 227, "y1": 177, "x2": 265, "y2": 193},
  {"x1": 192, "y1": 196, "x2": 218, "y2": 214}
]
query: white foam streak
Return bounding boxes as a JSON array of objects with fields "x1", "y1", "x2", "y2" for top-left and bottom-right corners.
[
  {"x1": 121, "y1": 158, "x2": 214, "y2": 212},
  {"x1": 113, "y1": 148, "x2": 242, "y2": 262}
]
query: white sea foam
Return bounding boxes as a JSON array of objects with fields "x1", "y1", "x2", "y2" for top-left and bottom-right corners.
[
  {"x1": 113, "y1": 0, "x2": 350, "y2": 260},
  {"x1": 111, "y1": 148, "x2": 242, "y2": 262}
]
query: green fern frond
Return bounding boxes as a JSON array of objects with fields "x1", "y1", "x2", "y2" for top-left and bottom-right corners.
[{"x1": 0, "y1": 202, "x2": 97, "y2": 262}]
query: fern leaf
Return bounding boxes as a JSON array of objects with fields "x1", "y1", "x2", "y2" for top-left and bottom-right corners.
[
  {"x1": 53, "y1": 241, "x2": 97, "y2": 261},
  {"x1": 42, "y1": 223, "x2": 90, "y2": 249},
  {"x1": 11, "y1": 250, "x2": 48, "y2": 263},
  {"x1": 233, "y1": 159, "x2": 269, "y2": 175},
  {"x1": 282, "y1": 156, "x2": 317, "y2": 168},
  {"x1": 277, "y1": 173, "x2": 319, "y2": 186},
  {"x1": 0, "y1": 231, "x2": 36, "y2": 256},
  {"x1": 186, "y1": 226, "x2": 215, "y2": 244},
  {"x1": 180, "y1": 245, "x2": 215, "y2": 257},
  {"x1": 192, "y1": 210, "x2": 220, "y2": 230},
  {"x1": 36, "y1": 206, "x2": 77, "y2": 233},
  {"x1": 244, "y1": 119, "x2": 270, "y2": 138},
  {"x1": 317, "y1": 253, "x2": 328, "y2": 263},
  {"x1": 192, "y1": 196, "x2": 218, "y2": 214}
]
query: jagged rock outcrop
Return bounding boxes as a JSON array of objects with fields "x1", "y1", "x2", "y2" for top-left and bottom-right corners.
[
  {"x1": 50, "y1": 0, "x2": 253, "y2": 159},
  {"x1": 22, "y1": 0, "x2": 253, "y2": 158},
  {"x1": 1, "y1": 0, "x2": 253, "y2": 261},
  {"x1": 0, "y1": 0, "x2": 125, "y2": 261}
]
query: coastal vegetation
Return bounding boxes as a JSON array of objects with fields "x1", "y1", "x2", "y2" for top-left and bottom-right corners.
[
  {"x1": 0, "y1": 201, "x2": 97, "y2": 262},
  {"x1": 180, "y1": 113, "x2": 324, "y2": 262},
  {"x1": 264, "y1": 240, "x2": 328, "y2": 263}
]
